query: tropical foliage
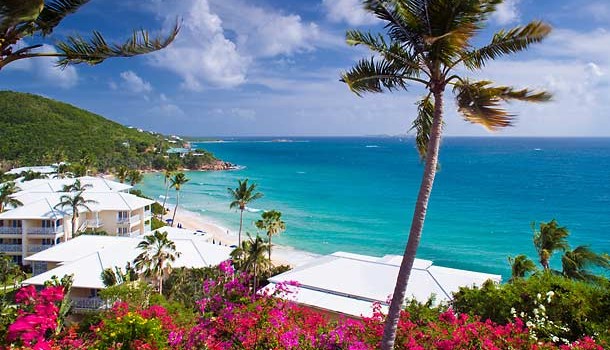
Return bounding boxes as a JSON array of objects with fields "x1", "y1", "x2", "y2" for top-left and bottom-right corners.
[
  {"x1": 340, "y1": 1, "x2": 552, "y2": 347},
  {"x1": 53, "y1": 190, "x2": 97, "y2": 235},
  {"x1": 228, "y1": 179, "x2": 263, "y2": 245},
  {"x1": 0, "y1": 181, "x2": 22, "y2": 212},
  {"x1": 255, "y1": 209, "x2": 286, "y2": 260},
  {"x1": 134, "y1": 231, "x2": 181, "y2": 294},
  {"x1": 0, "y1": 0, "x2": 178, "y2": 71},
  {"x1": 533, "y1": 219, "x2": 570, "y2": 270},
  {"x1": 169, "y1": 172, "x2": 189, "y2": 227},
  {"x1": 508, "y1": 254, "x2": 537, "y2": 281},
  {"x1": 230, "y1": 234, "x2": 272, "y2": 295}
]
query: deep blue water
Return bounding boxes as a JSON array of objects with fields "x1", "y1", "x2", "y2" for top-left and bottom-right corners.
[{"x1": 140, "y1": 137, "x2": 610, "y2": 278}]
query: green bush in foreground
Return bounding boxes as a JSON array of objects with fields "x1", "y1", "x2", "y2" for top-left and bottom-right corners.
[{"x1": 452, "y1": 272, "x2": 610, "y2": 343}]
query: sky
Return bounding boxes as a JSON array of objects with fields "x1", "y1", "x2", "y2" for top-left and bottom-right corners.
[{"x1": 1, "y1": 0, "x2": 609, "y2": 137}]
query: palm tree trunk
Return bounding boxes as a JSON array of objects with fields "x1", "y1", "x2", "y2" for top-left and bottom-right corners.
[
  {"x1": 161, "y1": 183, "x2": 170, "y2": 221},
  {"x1": 268, "y1": 234, "x2": 272, "y2": 261},
  {"x1": 72, "y1": 213, "x2": 77, "y2": 237},
  {"x1": 238, "y1": 209, "x2": 244, "y2": 245},
  {"x1": 380, "y1": 89, "x2": 445, "y2": 350},
  {"x1": 171, "y1": 190, "x2": 180, "y2": 227},
  {"x1": 253, "y1": 263, "x2": 257, "y2": 298}
]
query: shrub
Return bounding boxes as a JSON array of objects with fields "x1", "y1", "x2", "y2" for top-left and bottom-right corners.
[{"x1": 452, "y1": 272, "x2": 610, "y2": 343}]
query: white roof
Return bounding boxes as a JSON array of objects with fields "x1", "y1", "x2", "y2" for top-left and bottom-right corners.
[
  {"x1": 23, "y1": 234, "x2": 232, "y2": 289},
  {"x1": 15, "y1": 176, "x2": 131, "y2": 194},
  {"x1": 1, "y1": 192, "x2": 153, "y2": 219},
  {"x1": 7, "y1": 166, "x2": 56, "y2": 175},
  {"x1": 25, "y1": 235, "x2": 128, "y2": 263},
  {"x1": 266, "y1": 252, "x2": 501, "y2": 318}
]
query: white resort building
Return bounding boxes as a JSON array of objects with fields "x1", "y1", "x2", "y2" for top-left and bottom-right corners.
[{"x1": 0, "y1": 176, "x2": 154, "y2": 265}]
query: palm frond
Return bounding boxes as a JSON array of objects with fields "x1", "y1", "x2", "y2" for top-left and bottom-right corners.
[
  {"x1": 409, "y1": 95, "x2": 435, "y2": 160},
  {"x1": 453, "y1": 79, "x2": 551, "y2": 130},
  {"x1": 0, "y1": 0, "x2": 44, "y2": 32},
  {"x1": 341, "y1": 57, "x2": 409, "y2": 96},
  {"x1": 363, "y1": 0, "x2": 426, "y2": 53},
  {"x1": 463, "y1": 21, "x2": 551, "y2": 69},
  {"x1": 35, "y1": 0, "x2": 89, "y2": 36},
  {"x1": 55, "y1": 23, "x2": 179, "y2": 68}
]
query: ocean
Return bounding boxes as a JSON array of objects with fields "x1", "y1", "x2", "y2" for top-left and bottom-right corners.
[{"x1": 139, "y1": 137, "x2": 610, "y2": 278}]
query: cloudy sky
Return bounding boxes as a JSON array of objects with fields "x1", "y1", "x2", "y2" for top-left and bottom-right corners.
[{"x1": 1, "y1": 0, "x2": 609, "y2": 136}]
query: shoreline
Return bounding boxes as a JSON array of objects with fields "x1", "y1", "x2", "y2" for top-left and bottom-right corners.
[{"x1": 167, "y1": 205, "x2": 320, "y2": 267}]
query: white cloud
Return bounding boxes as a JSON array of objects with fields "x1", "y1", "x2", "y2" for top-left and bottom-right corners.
[
  {"x1": 491, "y1": 0, "x2": 520, "y2": 25},
  {"x1": 119, "y1": 71, "x2": 152, "y2": 93},
  {"x1": 322, "y1": 0, "x2": 377, "y2": 26},
  {"x1": 582, "y1": 1, "x2": 610, "y2": 22},
  {"x1": 7, "y1": 44, "x2": 78, "y2": 88},
  {"x1": 148, "y1": 93, "x2": 186, "y2": 118},
  {"x1": 148, "y1": 0, "x2": 249, "y2": 90}
]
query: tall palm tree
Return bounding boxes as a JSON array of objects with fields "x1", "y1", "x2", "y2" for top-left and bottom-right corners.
[
  {"x1": 0, "y1": 181, "x2": 22, "y2": 212},
  {"x1": 115, "y1": 166, "x2": 129, "y2": 184},
  {"x1": 230, "y1": 234, "x2": 271, "y2": 296},
  {"x1": 127, "y1": 170, "x2": 143, "y2": 186},
  {"x1": 255, "y1": 210, "x2": 286, "y2": 260},
  {"x1": 340, "y1": 1, "x2": 552, "y2": 347},
  {"x1": 54, "y1": 191, "x2": 97, "y2": 235},
  {"x1": 0, "y1": 0, "x2": 178, "y2": 71},
  {"x1": 133, "y1": 231, "x2": 181, "y2": 294},
  {"x1": 508, "y1": 254, "x2": 537, "y2": 282},
  {"x1": 533, "y1": 219, "x2": 570, "y2": 270},
  {"x1": 170, "y1": 172, "x2": 189, "y2": 227},
  {"x1": 228, "y1": 179, "x2": 264, "y2": 245},
  {"x1": 561, "y1": 246, "x2": 610, "y2": 282},
  {"x1": 160, "y1": 166, "x2": 177, "y2": 221}
]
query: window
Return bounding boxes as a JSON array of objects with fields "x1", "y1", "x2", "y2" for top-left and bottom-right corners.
[
  {"x1": 118, "y1": 211, "x2": 129, "y2": 220},
  {"x1": 42, "y1": 239, "x2": 53, "y2": 246},
  {"x1": 117, "y1": 227, "x2": 129, "y2": 236},
  {"x1": 41, "y1": 220, "x2": 52, "y2": 228}
]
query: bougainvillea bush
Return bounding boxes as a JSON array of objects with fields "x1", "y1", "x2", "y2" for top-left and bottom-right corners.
[{"x1": 2, "y1": 261, "x2": 605, "y2": 349}]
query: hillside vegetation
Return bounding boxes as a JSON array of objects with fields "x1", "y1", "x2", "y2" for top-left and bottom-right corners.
[{"x1": 0, "y1": 91, "x2": 216, "y2": 172}]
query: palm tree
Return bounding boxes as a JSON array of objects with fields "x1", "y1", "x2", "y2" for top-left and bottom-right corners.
[
  {"x1": 508, "y1": 254, "x2": 537, "y2": 282},
  {"x1": 255, "y1": 210, "x2": 286, "y2": 260},
  {"x1": 170, "y1": 172, "x2": 189, "y2": 227},
  {"x1": 127, "y1": 170, "x2": 143, "y2": 186},
  {"x1": 53, "y1": 191, "x2": 97, "y2": 235},
  {"x1": 160, "y1": 166, "x2": 177, "y2": 221},
  {"x1": 0, "y1": 181, "x2": 22, "y2": 212},
  {"x1": 0, "y1": 0, "x2": 178, "y2": 71},
  {"x1": 53, "y1": 163, "x2": 70, "y2": 179},
  {"x1": 21, "y1": 170, "x2": 46, "y2": 181},
  {"x1": 230, "y1": 234, "x2": 271, "y2": 296},
  {"x1": 100, "y1": 263, "x2": 138, "y2": 287},
  {"x1": 60, "y1": 179, "x2": 92, "y2": 193},
  {"x1": 533, "y1": 219, "x2": 570, "y2": 270},
  {"x1": 115, "y1": 166, "x2": 129, "y2": 184},
  {"x1": 133, "y1": 231, "x2": 181, "y2": 294},
  {"x1": 561, "y1": 246, "x2": 610, "y2": 282},
  {"x1": 228, "y1": 179, "x2": 264, "y2": 245},
  {"x1": 340, "y1": 1, "x2": 552, "y2": 347}
]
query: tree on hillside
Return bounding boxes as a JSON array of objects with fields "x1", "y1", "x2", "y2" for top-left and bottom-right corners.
[
  {"x1": 230, "y1": 234, "x2": 271, "y2": 296},
  {"x1": 255, "y1": 210, "x2": 286, "y2": 260},
  {"x1": 340, "y1": 1, "x2": 552, "y2": 347},
  {"x1": 561, "y1": 246, "x2": 610, "y2": 282},
  {"x1": 228, "y1": 179, "x2": 263, "y2": 246},
  {"x1": 508, "y1": 254, "x2": 537, "y2": 282},
  {"x1": 169, "y1": 172, "x2": 189, "y2": 227},
  {"x1": 0, "y1": 181, "x2": 22, "y2": 212},
  {"x1": 115, "y1": 166, "x2": 129, "y2": 184},
  {"x1": 127, "y1": 169, "x2": 143, "y2": 186},
  {"x1": 0, "y1": 0, "x2": 178, "y2": 71},
  {"x1": 54, "y1": 190, "x2": 97, "y2": 235},
  {"x1": 533, "y1": 219, "x2": 570, "y2": 270},
  {"x1": 134, "y1": 230, "x2": 181, "y2": 294}
]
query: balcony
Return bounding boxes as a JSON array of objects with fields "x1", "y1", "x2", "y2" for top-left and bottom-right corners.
[
  {"x1": 144, "y1": 210, "x2": 152, "y2": 218},
  {"x1": 28, "y1": 245, "x2": 52, "y2": 253},
  {"x1": 28, "y1": 226, "x2": 63, "y2": 235},
  {"x1": 0, "y1": 244, "x2": 22, "y2": 253},
  {"x1": 117, "y1": 215, "x2": 140, "y2": 226},
  {"x1": 71, "y1": 297, "x2": 107, "y2": 311},
  {"x1": 86, "y1": 220, "x2": 103, "y2": 228},
  {"x1": 0, "y1": 227, "x2": 22, "y2": 235}
]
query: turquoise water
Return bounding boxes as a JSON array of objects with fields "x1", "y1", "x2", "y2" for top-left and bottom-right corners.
[{"x1": 139, "y1": 137, "x2": 610, "y2": 278}]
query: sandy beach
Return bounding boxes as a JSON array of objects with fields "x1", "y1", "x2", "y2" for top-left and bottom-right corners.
[{"x1": 169, "y1": 205, "x2": 319, "y2": 267}]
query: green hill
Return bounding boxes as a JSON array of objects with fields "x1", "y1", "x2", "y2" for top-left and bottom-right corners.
[{"x1": 0, "y1": 91, "x2": 215, "y2": 172}]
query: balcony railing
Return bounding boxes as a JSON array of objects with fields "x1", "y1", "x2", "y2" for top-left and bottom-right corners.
[
  {"x1": 0, "y1": 244, "x2": 22, "y2": 252},
  {"x1": 28, "y1": 226, "x2": 63, "y2": 235},
  {"x1": 86, "y1": 220, "x2": 103, "y2": 228},
  {"x1": 131, "y1": 229, "x2": 141, "y2": 237},
  {"x1": 144, "y1": 210, "x2": 152, "y2": 218},
  {"x1": 0, "y1": 227, "x2": 22, "y2": 234},
  {"x1": 28, "y1": 245, "x2": 52, "y2": 253},
  {"x1": 71, "y1": 297, "x2": 107, "y2": 311},
  {"x1": 130, "y1": 214, "x2": 140, "y2": 224}
]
